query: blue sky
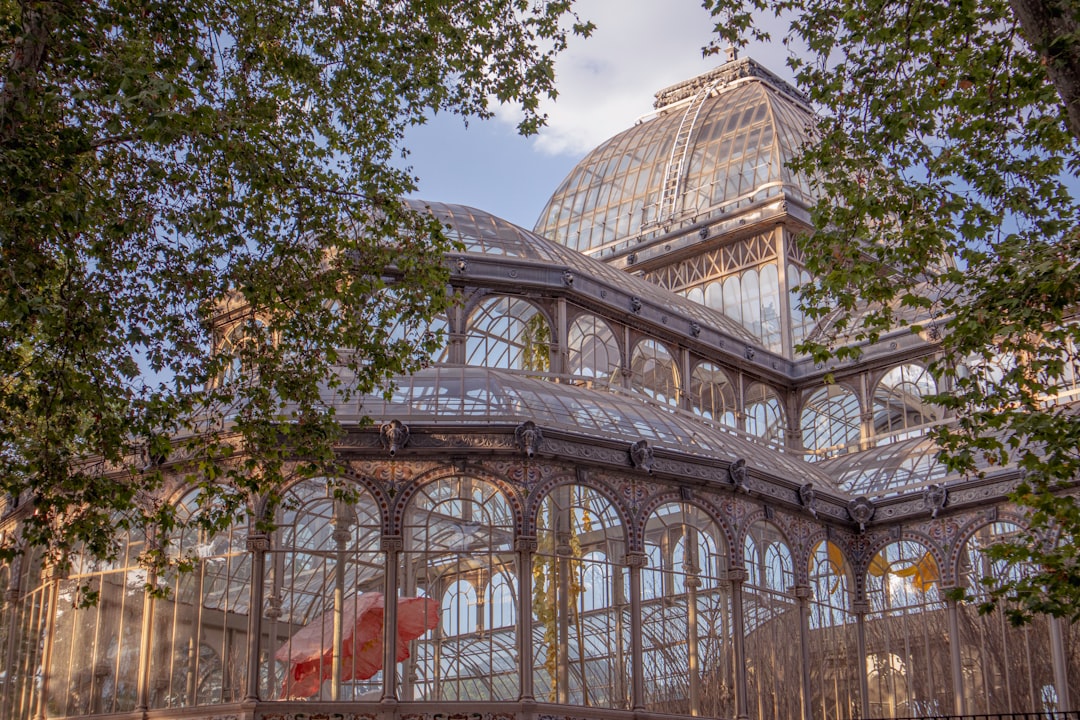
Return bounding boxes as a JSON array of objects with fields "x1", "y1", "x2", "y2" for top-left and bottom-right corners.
[{"x1": 404, "y1": 0, "x2": 790, "y2": 230}]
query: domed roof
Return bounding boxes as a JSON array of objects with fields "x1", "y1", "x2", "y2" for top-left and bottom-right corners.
[{"x1": 534, "y1": 58, "x2": 816, "y2": 256}]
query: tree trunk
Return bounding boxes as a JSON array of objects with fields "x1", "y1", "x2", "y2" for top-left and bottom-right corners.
[{"x1": 1009, "y1": 0, "x2": 1080, "y2": 142}]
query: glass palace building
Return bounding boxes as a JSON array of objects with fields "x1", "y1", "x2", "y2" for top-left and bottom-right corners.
[{"x1": 2, "y1": 56, "x2": 1078, "y2": 720}]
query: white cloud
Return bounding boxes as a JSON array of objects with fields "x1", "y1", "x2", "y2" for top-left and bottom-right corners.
[{"x1": 495, "y1": 0, "x2": 792, "y2": 157}]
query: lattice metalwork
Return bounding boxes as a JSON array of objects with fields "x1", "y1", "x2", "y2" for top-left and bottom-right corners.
[
  {"x1": 872, "y1": 364, "x2": 940, "y2": 442},
  {"x1": 745, "y1": 382, "x2": 786, "y2": 447}
]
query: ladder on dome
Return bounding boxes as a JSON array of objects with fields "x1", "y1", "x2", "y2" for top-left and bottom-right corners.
[{"x1": 657, "y1": 81, "x2": 715, "y2": 224}]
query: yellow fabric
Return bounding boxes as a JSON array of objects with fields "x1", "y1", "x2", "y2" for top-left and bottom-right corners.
[{"x1": 869, "y1": 550, "x2": 940, "y2": 592}]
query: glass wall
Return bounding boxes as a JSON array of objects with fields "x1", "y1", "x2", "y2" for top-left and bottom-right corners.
[
  {"x1": 864, "y1": 541, "x2": 951, "y2": 718},
  {"x1": 641, "y1": 503, "x2": 733, "y2": 717},
  {"x1": 631, "y1": 339, "x2": 679, "y2": 406},
  {"x1": 534, "y1": 484, "x2": 629, "y2": 708},
  {"x1": 265, "y1": 478, "x2": 384, "y2": 702},
  {"x1": 808, "y1": 540, "x2": 861, "y2": 720},
  {"x1": 690, "y1": 362, "x2": 738, "y2": 428},
  {"x1": 465, "y1": 297, "x2": 551, "y2": 371},
  {"x1": 743, "y1": 520, "x2": 801, "y2": 720},
  {"x1": 567, "y1": 313, "x2": 621, "y2": 382},
  {"x1": 958, "y1": 522, "x2": 1056, "y2": 714},
  {"x1": 403, "y1": 476, "x2": 517, "y2": 701},
  {"x1": 802, "y1": 385, "x2": 862, "y2": 461}
]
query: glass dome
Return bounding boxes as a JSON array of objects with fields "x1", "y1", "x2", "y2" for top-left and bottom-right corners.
[{"x1": 534, "y1": 58, "x2": 816, "y2": 256}]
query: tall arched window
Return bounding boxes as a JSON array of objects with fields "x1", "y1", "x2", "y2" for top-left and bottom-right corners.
[
  {"x1": 864, "y1": 541, "x2": 951, "y2": 717},
  {"x1": 486, "y1": 572, "x2": 516, "y2": 630},
  {"x1": 958, "y1": 523, "x2": 1055, "y2": 715},
  {"x1": 534, "y1": 484, "x2": 627, "y2": 709},
  {"x1": 801, "y1": 385, "x2": 862, "y2": 461},
  {"x1": 403, "y1": 476, "x2": 516, "y2": 702},
  {"x1": 268, "y1": 477, "x2": 384, "y2": 702},
  {"x1": 152, "y1": 491, "x2": 250, "y2": 709},
  {"x1": 641, "y1": 503, "x2": 732, "y2": 717},
  {"x1": 465, "y1": 297, "x2": 550, "y2": 371},
  {"x1": 808, "y1": 541, "x2": 861, "y2": 718},
  {"x1": 46, "y1": 527, "x2": 147, "y2": 716},
  {"x1": 567, "y1": 314, "x2": 621, "y2": 381},
  {"x1": 631, "y1": 339, "x2": 679, "y2": 406},
  {"x1": 743, "y1": 521, "x2": 799, "y2": 720}
]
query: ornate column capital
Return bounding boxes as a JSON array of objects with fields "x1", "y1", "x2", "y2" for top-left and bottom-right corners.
[
  {"x1": 724, "y1": 567, "x2": 748, "y2": 584},
  {"x1": 515, "y1": 536, "x2": 538, "y2": 553},
  {"x1": 380, "y1": 534, "x2": 403, "y2": 552},
  {"x1": 245, "y1": 532, "x2": 270, "y2": 552},
  {"x1": 623, "y1": 551, "x2": 649, "y2": 569}
]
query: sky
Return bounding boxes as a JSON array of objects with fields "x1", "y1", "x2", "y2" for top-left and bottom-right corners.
[{"x1": 404, "y1": 0, "x2": 792, "y2": 230}]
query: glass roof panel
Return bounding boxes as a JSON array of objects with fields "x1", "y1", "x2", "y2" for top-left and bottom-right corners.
[{"x1": 357, "y1": 367, "x2": 833, "y2": 486}]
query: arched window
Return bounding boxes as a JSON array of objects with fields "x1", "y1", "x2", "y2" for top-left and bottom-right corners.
[
  {"x1": 403, "y1": 476, "x2": 516, "y2": 701},
  {"x1": 807, "y1": 541, "x2": 861, "y2": 716},
  {"x1": 631, "y1": 339, "x2": 679, "y2": 406},
  {"x1": 46, "y1": 525, "x2": 148, "y2": 716},
  {"x1": 267, "y1": 478, "x2": 384, "y2": 702},
  {"x1": 801, "y1": 384, "x2": 862, "y2": 461},
  {"x1": 864, "y1": 541, "x2": 951, "y2": 717},
  {"x1": 465, "y1": 297, "x2": 550, "y2": 371},
  {"x1": 958, "y1": 523, "x2": 1054, "y2": 715},
  {"x1": 534, "y1": 484, "x2": 627, "y2": 708},
  {"x1": 873, "y1": 363, "x2": 939, "y2": 440},
  {"x1": 641, "y1": 503, "x2": 732, "y2": 717},
  {"x1": 690, "y1": 362, "x2": 737, "y2": 427},
  {"x1": 743, "y1": 521, "x2": 799, "y2": 720},
  {"x1": 442, "y1": 579, "x2": 478, "y2": 636},
  {"x1": 567, "y1": 314, "x2": 620, "y2": 381},
  {"x1": 152, "y1": 491, "x2": 250, "y2": 708},
  {"x1": 789, "y1": 264, "x2": 816, "y2": 348},
  {"x1": 745, "y1": 382, "x2": 785, "y2": 446},
  {"x1": 486, "y1": 572, "x2": 516, "y2": 630},
  {"x1": 216, "y1": 319, "x2": 268, "y2": 386}
]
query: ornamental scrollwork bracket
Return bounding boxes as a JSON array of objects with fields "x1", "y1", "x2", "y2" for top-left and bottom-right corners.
[
  {"x1": 629, "y1": 439, "x2": 654, "y2": 474},
  {"x1": 923, "y1": 483, "x2": 948, "y2": 518},
  {"x1": 515, "y1": 421, "x2": 544, "y2": 458},
  {"x1": 847, "y1": 496, "x2": 875, "y2": 532},
  {"x1": 379, "y1": 419, "x2": 410, "y2": 456}
]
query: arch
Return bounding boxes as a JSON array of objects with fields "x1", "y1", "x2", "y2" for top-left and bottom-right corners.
[
  {"x1": 401, "y1": 474, "x2": 517, "y2": 701},
  {"x1": 566, "y1": 312, "x2": 621, "y2": 381},
  {"x1": 533, "y1": 483, "x2": 629, "y2": 708},
  {"x1": 630, "y1": 338, "x2": 680, "y2": 405},
  {"x1": 640, "y1": 501, "x2": 734, "y2": 717},
  {"x1": 464, "y1": 295, "x2": 552, "y2": 371},
  {"x1": 689, "y1": 362, "x2": 737, "y2": 427},
  {"x1": 863, "y1": 539, "x2": 952, "y2": 717},
  {"x1": 391, "y1": 465, "x2": 526, "y2": 540},
  {"x1": 801, "y1": 383, "x2": 861, "y2": 461}
]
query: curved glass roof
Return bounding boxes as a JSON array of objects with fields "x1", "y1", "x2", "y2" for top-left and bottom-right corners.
[
  {"x1": 533, "y1": 59, "x2": 816, "y2": 255},
  {"x1": 408, "y1": 199, "x2": 760, "y2": 344},
  {"x1": 357, "y1": 366, "x2": 834, "y2": 486}
]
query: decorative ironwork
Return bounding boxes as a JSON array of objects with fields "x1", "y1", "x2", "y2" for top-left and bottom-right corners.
[
  {"x1": 380, "y1": 419, "x2": 410, "y2": 456},
  {"x1": 847, "y1": 496, "x2": 875, "y2": 531},
  {"x1": 515, "y1": 421, "x2": 544, "y2": 458},
  {"x1": 628, "y1": 439, "x2": 655, "y2": 473},
  {"x1": 923, "y1": 483, "x2": 948, "y2": 518}
]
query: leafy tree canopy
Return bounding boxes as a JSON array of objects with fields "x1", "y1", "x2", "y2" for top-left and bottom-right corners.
[
  {"x1": 0, "y1": 0, "x2": 592, "y2": 575},
  {"x1": 703, "y1": 0, "x2": 1080, "y2": 620}
]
